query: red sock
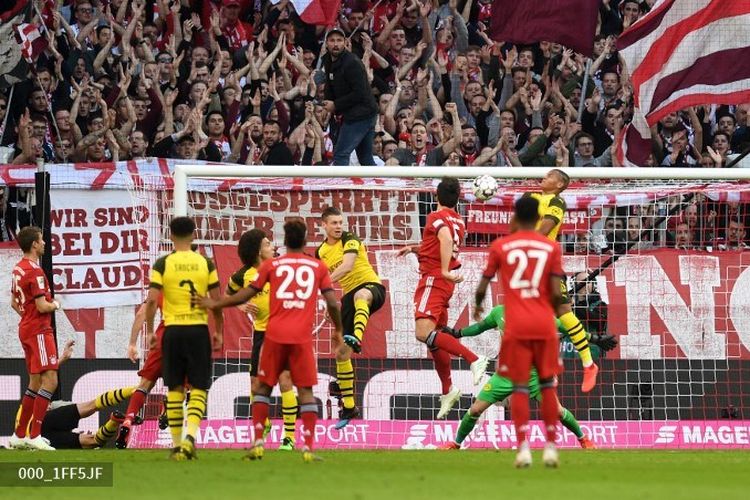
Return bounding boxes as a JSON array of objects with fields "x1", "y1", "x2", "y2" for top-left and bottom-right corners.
[
  {"x1": 125, "y1": 388, "x2": 148, "y2": 420},
  {"x1": 15, "y1": 389, "x2": 37, "y2": 437},
  {"x1": 429, "y1": 348, "x2": 453, "y2": 394},
  {"x1": 432, "y1": 332, "x2": 478, "y2": 364},
  {"x1": 251, "y1": 399, "x2": 270, "y2": 443},
  {"x1": 541, "y1": 386, "x2": 558, "y2": 443},
  {"x1": 511, "y1": 389, "x2": 530, "y2": 444},
  {"x1": 29, "y1": 389, "x2": 53, "y2": 438},
  {"x1": 301, "y1": 410, "x2": 317, "y2": 450}
]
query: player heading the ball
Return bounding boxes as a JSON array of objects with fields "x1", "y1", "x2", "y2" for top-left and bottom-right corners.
[
  {"x1": 475, "y1": 196, "x2": 566, "y2": 468},
  {"x1": 399, "y1": 177, "x2": 489, "y2": 420},
  {"x1": 196, "y1": 218, "x2": 343, "y2": 463}
]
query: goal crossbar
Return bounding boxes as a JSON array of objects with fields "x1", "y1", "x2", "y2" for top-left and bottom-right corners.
[{"x1": 173, "y1": 165, "x2": 750, "y2": 216}]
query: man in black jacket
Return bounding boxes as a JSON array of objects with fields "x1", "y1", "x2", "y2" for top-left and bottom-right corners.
[{"x1": 322, "y1": 28, "x2": 378, "y2": 166}]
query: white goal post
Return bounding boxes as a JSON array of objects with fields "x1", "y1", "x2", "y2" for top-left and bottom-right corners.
[{"x1": 172, "y1": 166, "x2": 750, "y2": 217}]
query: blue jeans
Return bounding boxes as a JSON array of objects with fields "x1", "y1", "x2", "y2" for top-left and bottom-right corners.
[{"x1": 332, "y1": 115, "x2": 376, "y2": 166}]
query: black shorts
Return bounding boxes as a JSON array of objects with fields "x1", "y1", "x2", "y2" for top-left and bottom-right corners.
[
  {"x1": 341, "y1": 282, "x2": 386, "y2": 337},
  {"x1": 249, "y1": 330, "x2": 265, "y2": 377},
  {"x1": 162, "y1": 325, "x2": 212, "y2": 390},
  {"x1": 42, "y1": 403, "x2": 83, "y2": 450}
]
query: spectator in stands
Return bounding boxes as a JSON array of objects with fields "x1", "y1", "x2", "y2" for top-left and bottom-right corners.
[
  {"x1": 573, "y1": 132, "x2": 613, "y2": 167},
  {"x1": 674, "y1": 221, "x2": 693, "y2": 250},
  {"x1": 603, "y1": 216, "x2": 627, "y2": 254},
  {"x1": 259, "y1": 120, "x2": 294, "y2": 165},
  {"x1": 713, "y1": 220, "x2": 749, "y2": 251},
  {"x1": 322, "y1": 28, "x2": 379, "y2": 166}
]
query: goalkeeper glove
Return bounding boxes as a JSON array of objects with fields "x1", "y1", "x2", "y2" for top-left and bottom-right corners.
[
  {"x1": 589, "y1": 333, "x2": 618, "y2": 352},
  {"x1": 440, "y1": 326, "x2": 462, "y2": 338}
]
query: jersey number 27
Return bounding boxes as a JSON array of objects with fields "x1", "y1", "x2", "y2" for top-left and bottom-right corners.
[{"x1": 507, "y1": 248, "x2": 548, "y2": 299}]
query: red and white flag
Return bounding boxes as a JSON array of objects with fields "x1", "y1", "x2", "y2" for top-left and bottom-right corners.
[
  {"x1": 16, "y1": 22, "x2": 48, "y2": 64},
  {"x1": 278, "y1": 0, "x2": 341, "y2": 26},
  {"x1": 616, "y1": 0, "x2": 750, "y2": 166}
]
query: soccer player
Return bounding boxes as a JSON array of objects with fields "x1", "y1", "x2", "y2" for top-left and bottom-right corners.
[
  {"x1": 115, "y1": 299, "x2": 166, "y2": 449},
  {"x1": 146, "y1": 217, "x2": 224, "y2": 460},
  {"x1": 398, "y1": 178, "x2": 489, "y2": 419},
  {"x1": 197, "y1": 219, "x2": 343, "y2": 463},
  {"x1": 440, "y1": 305, "x2": 601, "y2": 450},
  {"x1": 316, "y1": 206, "x2": 387, "y2": 429},
  {"x1": 8, "y1": 226, "x2": 62, "y2": 451},
  {"x1": 229, "y1": 229, "x2": 298, "y2": 451},
  {"x1": 475, "y1": 196, "x2": 565, "y2": 468},
  {"x1": 527, "y1": 169, "x2": 600, "y2": 392}
]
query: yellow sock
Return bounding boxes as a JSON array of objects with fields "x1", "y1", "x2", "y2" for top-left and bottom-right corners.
[
  {"x1": 94, "y1": 416, "x2": 120, "y2": 447},
  {"x1": 353, "y1": 299, "x2": 371, "y2": 342},
  {"x1": 559, "y1": 312, "x2": 593, "y2": 367},
  {"x1": 185, "y1": 388, "x2": 208, "y2": 441},
  {"x1": 336, "y1": 360, "x2": 355, "y2": 409},
  {"x1": 96, "y1": 387, "x2": 136, "y2": 409},
  {"x1": 166, "y1": 390, "x2": 185, "y2": 447},
  {"x1": 281, "y1": 390, "x2": 298, "y2": 440}
]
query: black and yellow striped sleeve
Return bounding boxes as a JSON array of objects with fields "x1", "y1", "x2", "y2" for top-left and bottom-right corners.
[
  {"x1": 226, "y1": 266, "x2": 247, "y2": 295},
  {"x1": 342, "y1": 232, "x2": 362, "y2": 254},
  {"x1": 205, "y1": 257, "x2": 220, "y2": 290},
  {"x1": 149, "y1": 255, "x2": 167, "y2": 289}
]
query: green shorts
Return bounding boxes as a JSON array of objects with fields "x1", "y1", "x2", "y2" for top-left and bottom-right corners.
[{"x1": 476, "y1": 370, "x2": 542, "y2": 405}]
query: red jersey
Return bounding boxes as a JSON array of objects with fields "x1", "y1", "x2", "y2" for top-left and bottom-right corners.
[
  {"x1": 418, "y1": 208, "x2": 465, "y2": 276},
  {"x1": 11, "y1": 258, "x2": 54, "y2": 336},
  {"x1": 483, "y1": 230, "x2": 564, "y2": 339},
  {"x1": 250, "y1": 253, "x2": 334, "y2": 344}
]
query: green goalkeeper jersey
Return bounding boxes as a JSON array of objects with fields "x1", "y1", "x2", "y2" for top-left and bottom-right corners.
[{"x1": 462, "y1": 305, "x2": 602, "y2": 359}]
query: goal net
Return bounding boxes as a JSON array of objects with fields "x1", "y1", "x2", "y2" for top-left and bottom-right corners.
[{"x1": 128, "y1": 166, "x2": 750, "y2": 450}]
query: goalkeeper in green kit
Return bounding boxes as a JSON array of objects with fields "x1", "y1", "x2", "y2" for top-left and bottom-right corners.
[{"x1": 440, "y1": 305, "x2": 617, "y2": 450}]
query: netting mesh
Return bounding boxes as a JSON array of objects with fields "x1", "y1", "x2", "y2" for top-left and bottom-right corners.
[{"x1": 124, "y1": 173, "x2": 750, "y2": 449}]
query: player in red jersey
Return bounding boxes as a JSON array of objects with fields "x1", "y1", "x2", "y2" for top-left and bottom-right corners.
[
  {"x1": 197, "y1": 219, "x2": 343, "y2": 463},
  {"x1": 8, "y1": 226, "x2": 62, "y2": 451},
  {"x1": 115, "y1": 298, "x2": 167, "y2": 449},
  {"x1": 399, "y1": 178, "x2": 489, "y2": 419},
  {"x1": 475, "y1": 196, "x2": 566, "y2": 468}
]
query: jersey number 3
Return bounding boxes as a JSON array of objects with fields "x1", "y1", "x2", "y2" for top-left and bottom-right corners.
[{"x1": 507, "y1": 248, "x2": 548, "y2": 299}]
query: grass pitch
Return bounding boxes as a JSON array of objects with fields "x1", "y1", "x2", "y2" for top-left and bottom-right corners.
[{"x1": 0, "y1": 449, "x2": 746, "y2": 500}]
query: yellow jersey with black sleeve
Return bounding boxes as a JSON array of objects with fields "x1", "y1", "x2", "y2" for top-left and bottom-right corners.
[
  {"x1": 527, "y1": 192, "x2": 566, "y2": 242},
  {"x1": 315, "y1": 231, "x2": 381, "y2": 294},
  {"x1": 226, "y1": 265, "x2": 270, "y2": 331},
  {"x1": 149, "y1": 250, "x2": 220, "y2": 326}
]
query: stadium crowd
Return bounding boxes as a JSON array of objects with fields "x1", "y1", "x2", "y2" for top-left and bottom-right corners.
[{"x1": 0, "y1": 0, "x2": 748, "y2": 246}]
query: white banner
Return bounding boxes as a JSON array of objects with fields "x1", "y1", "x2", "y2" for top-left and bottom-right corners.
[{"x1": 50, "y1": 190, "x2": 154, "y2": 309}]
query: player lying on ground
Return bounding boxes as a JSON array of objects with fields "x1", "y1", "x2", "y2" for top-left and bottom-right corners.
[
  {"x1": 196, "y1": 219, "x2": 343, "y2": 463},
  {"x1": 399, "y1": 177, "x2": 489, "y2": 419},
  {"x1": 231, "y1": 229, "x2": 298, "y2": 450},
  {"x1": 147, "y1": 217, "x2": 224, "y2": 461},
  {"x1": 528, "y1": 169, "x2": 599, "y2": 392},
  {"x1": 316, "y1": 206, "x2": 388, "y2": 429},
  {"x1": 11, "y1": 340, "x2": 137, "y2": 449},
  {"x1": 9, "y1": 226, "x2": 63, "y2": 451},
  {"x1": 440, "y1": 305, "x2": 616, "y2": 449}
]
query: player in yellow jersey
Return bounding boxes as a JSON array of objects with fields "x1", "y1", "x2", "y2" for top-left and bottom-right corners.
[
  {"x1": 316, "y1": 206, "x2": 387, "y2": 429},
  {"x1": 527, "y1": 169, "x2": 617, "y2": 393},
  {"x1": 146, "y1": 217, "x2": 223, "y2": 460},
  {"x1": 228, "y1": 229, "x2": 298, "y2": 451}
]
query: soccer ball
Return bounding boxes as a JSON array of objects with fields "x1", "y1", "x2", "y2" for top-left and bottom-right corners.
[{"x1": 472, "y1": 175, "x2": 498, "y2": 201}]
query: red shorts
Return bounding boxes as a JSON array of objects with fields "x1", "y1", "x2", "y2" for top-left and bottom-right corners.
[
  {"x1": 20, "y1": 330, "x2": 59, "y2": 374},
  {"x1": 498, "y1": 336, "x2": 562, "y2": 382},
  {"x1": 257, "y1": 338, "x2": 317, "y2": 388},
  {"x1": 414, "y1": 275, "x2": 455, "y2": 327},
  {"x1": 138, "y1": 326, "x2": 164, "y2": 382}
]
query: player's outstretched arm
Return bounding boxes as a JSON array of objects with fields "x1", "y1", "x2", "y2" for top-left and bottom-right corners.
[
  {"x1": 144, "y1": 288, "x2": 161, "y2": 344},
  {"x1": 128, "y1": 303, "x2": 147, "y2": 363},
  {"x1": 195, "y1": 286, "x2": 259, "y2": 310},
  {"x1": 209, "y1": 287, "x2": 224, "y2": 351},
  {"x1": 59, "y1": 340, "x2": 75, "y2": 364}
]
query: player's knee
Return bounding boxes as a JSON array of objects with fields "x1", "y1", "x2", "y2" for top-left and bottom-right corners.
[
  {"x1": 139, "y1": 378, "x2": 155, "y2": 391},
  {"x1": 41, "y1": 370, "x2": 58, "y2": 389},
  {"x1": 353, "y1": 290, "x2": 371, "y2": 303}
]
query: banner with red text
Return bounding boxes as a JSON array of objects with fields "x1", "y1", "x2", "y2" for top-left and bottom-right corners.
[{"x1": 50, "y1": 190, "x2": 155, "y2": 309}]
